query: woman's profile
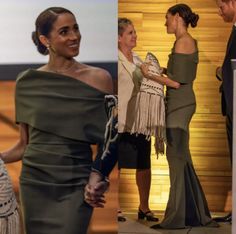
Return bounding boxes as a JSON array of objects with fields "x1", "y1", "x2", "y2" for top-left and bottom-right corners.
[{"x1": 140, "y1": 4, "x2": 219, "y2": 229}]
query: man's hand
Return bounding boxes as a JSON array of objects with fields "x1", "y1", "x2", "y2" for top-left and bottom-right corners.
[{"x1": 216, "y1": 66, "x2": 222, "y2": 81}]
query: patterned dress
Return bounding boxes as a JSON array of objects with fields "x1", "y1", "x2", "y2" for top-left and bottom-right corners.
[{"x1": 0, "y1": 159, "x2": 19, "y2": 234}]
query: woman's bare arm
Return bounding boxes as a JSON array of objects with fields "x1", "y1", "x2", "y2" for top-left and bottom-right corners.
[
  {"x1": 140, "y1": 63, "x2": 180, "y2": 89},
  {"x1": 1, "y1": 123, "x2": 28, "y2": 163}
]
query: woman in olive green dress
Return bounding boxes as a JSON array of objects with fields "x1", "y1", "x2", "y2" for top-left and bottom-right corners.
[
  {"x1": 141, "y1": 4, "x2": 218, "y2": 229},
  {"x1": 0, "y1": 7, "x2": 113, "y2": 234}
]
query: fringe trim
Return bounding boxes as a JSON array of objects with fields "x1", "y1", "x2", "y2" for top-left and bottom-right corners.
[
  {"x1": 0, "y1": 209, "x2": 20, "y2": 234},
  {"x1": 130, "y1": 91, "x2": 166, "y2": 155},
  {"x1": 101, "y1": 95, "x2": 118, "y2": 160}
]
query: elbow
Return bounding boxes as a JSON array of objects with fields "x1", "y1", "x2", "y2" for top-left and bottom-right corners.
[
  {"x1": 13, "y1": 139, "x2": 27, "y2": 162},
  {"x1": 167, "y1": 80, "x2": 180, "y2": 89},
  {"x1": 18, "y1": 139, "x2": 27, "y2": 156},
  {"x1": 174, "y1": 82, "x2": 180, "y2": 89},
  {"x1": 169, "y1": 78, "x2": 180, "y2": 89}
]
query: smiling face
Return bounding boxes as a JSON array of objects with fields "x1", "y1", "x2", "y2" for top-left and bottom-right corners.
[
  {"x1": 118, "y1": 23, "x2": 137, "y2": 50},
  {"x1": 45, "y1": 13, "x2": 81, "y2": 58},
  {"x1": 216, "y1": 0, "x2": 236, "y2": 23}
]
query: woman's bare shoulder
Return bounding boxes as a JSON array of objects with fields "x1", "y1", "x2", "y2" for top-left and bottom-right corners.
[
  {"x1": 88, "y1": 66, "x2": 113, "y2": 94},
  {"x1": 75, "y1": 65, "x2": 113, "y2": 94},
  {"x1": 175, "y1": 35, "x2": 196, "y2": 54}
]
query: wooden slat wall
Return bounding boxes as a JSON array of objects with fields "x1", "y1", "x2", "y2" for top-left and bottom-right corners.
[{"x1": 119, "y1": 0, "x2": 232, "y2": 212}]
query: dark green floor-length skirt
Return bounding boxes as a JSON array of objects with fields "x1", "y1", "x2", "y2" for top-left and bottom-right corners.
[
  {"x1": 20, "y1": 128, "x2": 93, "y2": 234},
  {"x1": 160, "y1": 104, "x2": 217, "y2": 228}
]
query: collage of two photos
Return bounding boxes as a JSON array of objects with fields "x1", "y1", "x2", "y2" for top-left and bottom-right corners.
[{"x1": 0, "y1": 0, "x2": 235, "y2": 234}]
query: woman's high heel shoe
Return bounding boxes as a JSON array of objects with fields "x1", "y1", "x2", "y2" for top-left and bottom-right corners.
[
  {"x1": 117, "y1": 210, "x2": 126, "y2": 222},
  {"x1": 138, "y1": 209, "x2": 159, "y2": 221}
]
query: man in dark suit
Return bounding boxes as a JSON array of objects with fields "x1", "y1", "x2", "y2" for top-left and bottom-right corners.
[{"x1": 214, "y1": 0, "x2": 236, "y2": 223}]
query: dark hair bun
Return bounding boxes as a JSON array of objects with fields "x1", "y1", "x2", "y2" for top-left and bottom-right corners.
[
  {"x1": 31, "y1": 31, "x2": 48, "y2": 55},
  {"x1": 168, "y1": 4, "x2": 199, "y2": 28},
  {"x1": 189, "y1": 13, "x2": 199, "y2": 28}
]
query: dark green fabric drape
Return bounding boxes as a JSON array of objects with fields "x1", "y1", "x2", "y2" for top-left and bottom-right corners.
[{"x1": 15, "y1": 69, "x2": 107, "y2": 144}]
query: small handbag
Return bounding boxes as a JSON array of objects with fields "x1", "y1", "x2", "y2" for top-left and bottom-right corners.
[{"x1": 145, "y1": 52, "x2": 163, "y2": 76}]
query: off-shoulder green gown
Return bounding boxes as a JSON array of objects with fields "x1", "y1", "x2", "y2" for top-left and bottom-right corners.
[
  {"x1": 159, "y1": 44, "x2": 217, "y2": 228},
  {"x1": 15, "y1": 69, "x2": 107, "y2": 234}
]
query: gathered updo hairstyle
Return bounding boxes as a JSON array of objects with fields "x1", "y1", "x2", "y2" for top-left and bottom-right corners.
[
  {"x1": 118, "y1": 18, "x2": 133, "y2": 36},
  {"x1": 168, "y1": 4, "x2": 199, "y2": 28},
  {"x1": 32, "y1": 7, "x2": 74, "y2": 55}
]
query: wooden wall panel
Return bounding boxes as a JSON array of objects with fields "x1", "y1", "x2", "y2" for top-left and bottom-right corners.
[{"x1": 119, "y1": 0, "x2": 232, "y2": 212}]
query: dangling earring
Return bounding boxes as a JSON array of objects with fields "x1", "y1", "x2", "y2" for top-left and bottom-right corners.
[
  {"x1": 44, "y1": 44, "x2": 50, "y2": 55},
  {"x1": 48, "y1": 45, "x2": 56, "y2": 54}
]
